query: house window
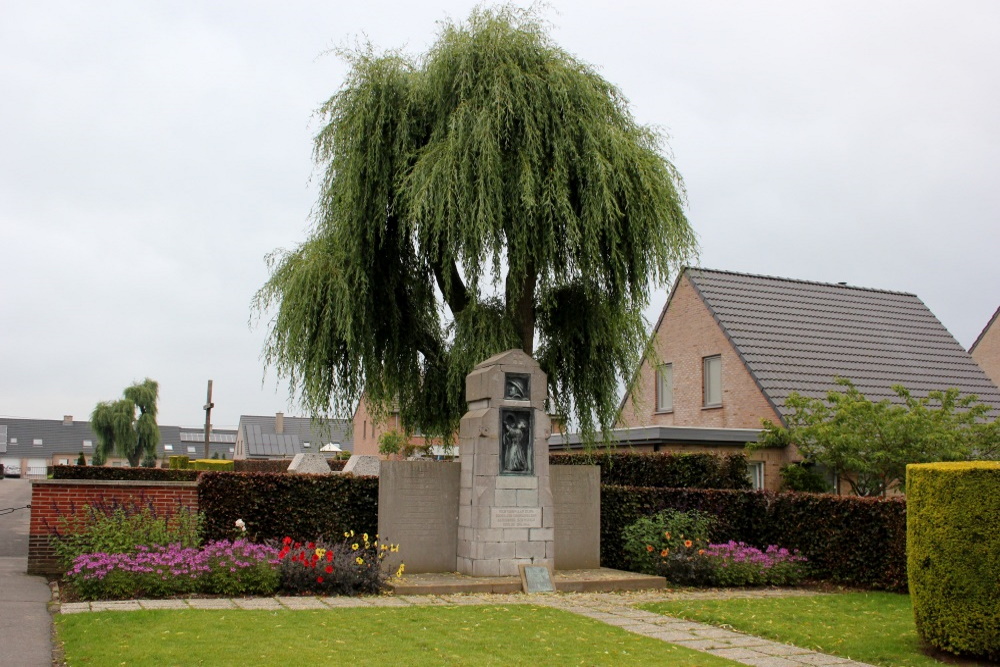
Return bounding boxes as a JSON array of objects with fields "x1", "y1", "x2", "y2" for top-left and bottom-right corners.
[
  {"x1": 303, "y1": 442, "x2": 311, "y2": 448},
  {"x1": 228, "y1": 447, "x2": 234, "y2": 453},
  {"x1": 187, "y1": 446, "x2": 197, "y2": 454},
  {"x1": 655, "y1": 363, "x2": 673, "y2": 412},
  {"x1": 747, "y1": 461, "x2": 765, "y2": 490},
  {"x1": 33, "y1": 438, "x2": 43, "y2": 447},
  {"x1": 703, "y1": 355, "x2": 722, "y2": 407},
  {"x1": 82, "y1": 440, "x2": 92, "y2": 448},
  {"x1": 164, "y1": 444, "x2": 174, "y2": 452},
  {"x1": 58, "y1": 458, "x2": 70, "y2": 465},
  {"x1": 9, "y1": 438, "x2": 17, "y2": 445}
]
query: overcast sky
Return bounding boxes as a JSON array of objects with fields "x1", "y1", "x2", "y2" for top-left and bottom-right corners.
[{"x1": 2, "y1": 1, "x2": 998, "y2": 428}]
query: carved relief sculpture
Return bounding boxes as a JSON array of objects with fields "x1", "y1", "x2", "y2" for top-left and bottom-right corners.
[{"x1": 500, "y1": 409, "x2": 532, "y2": 475}]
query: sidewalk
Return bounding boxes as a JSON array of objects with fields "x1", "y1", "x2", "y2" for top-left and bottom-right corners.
[{"x1": 58, "y1": 588, "x2": 876, "y2": 667}]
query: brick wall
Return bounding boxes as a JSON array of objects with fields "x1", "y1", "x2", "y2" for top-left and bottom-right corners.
[
  {"x1": 972, "y1": 313, "x2": 1000, "y2": 388},
  {"x1": 28, "y1": 479, "x2": 199, "y2": 575}
]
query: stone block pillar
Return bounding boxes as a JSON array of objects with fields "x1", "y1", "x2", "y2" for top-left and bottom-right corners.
[{"x1": 457, "y1": 349, "x2": 554, "y2": 577}]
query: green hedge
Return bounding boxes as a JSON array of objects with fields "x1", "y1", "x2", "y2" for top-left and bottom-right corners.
[
  {"x1": 908, "y1": 462, "x2": 1000, "y2": 661},
  {"x1": 51, "y1": 466, "x2": 201, "y2": 482},
  {"x1": 550, "y1": 452, "x2": 751, "y2": 490},
  {"x1": 601, "y1": 485, "x2": 907, "y2": 590},
  {"x1": 198, "y1": 472, "x2": 378, "y2": 543},
  {"x1": 231, "y1": 458, "x2": 348, "y2": 473},
  {"x1": 190, "y1": 459, "x2": 234, "y2": 471}
]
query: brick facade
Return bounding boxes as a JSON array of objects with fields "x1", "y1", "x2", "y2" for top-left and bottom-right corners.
[
  {"x1": 351, "y1": 397, "x2": 437, "y2": 457},
  {"x1": 27, "y1": 479, "x2": 199, "y2": 575},
  {"x1": 971, "y1": 308, "x2": 1000, "y2": 388},
  {"x1": 618, "y1": 274, "x2": 795, "y2": 491}
]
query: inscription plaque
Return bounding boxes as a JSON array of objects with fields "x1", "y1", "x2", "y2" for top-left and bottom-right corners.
[
  {"x1": 519, "y1": 564, "x2": 555, "y2": 594},
  {"x1": 499, "y1": 408, "x2": 533, "y2": 475},
  {"x1": 491, "y1": 507, "x2": 542, "y2": 528}
]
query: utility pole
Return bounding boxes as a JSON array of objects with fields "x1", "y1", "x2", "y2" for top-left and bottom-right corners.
[{"x1": 203, "y1": 380, "x2": 214, "y2": 460}]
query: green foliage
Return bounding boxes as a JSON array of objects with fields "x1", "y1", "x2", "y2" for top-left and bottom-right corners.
[
  {"x1": 907, "y1": 461, "x2": 1000, "y2": 661},
  {"x1": 197, "y1": 472, "x2": 379, "y2": 544},
  {"x1": 91, "y1": 448, "x2": 106, "y2": 466},
  {"x1": 140, "y1": 451, "x2": 157, "y2": 468},
  {"x1": 49, "y1": 499, "x2": 202, "y2": 570},
  {"x1": 51, "y1": 465, "x2": 199, "y2": 481},
  {"x1": 76, "y1": 452, "x2": 86, "y2": 466},
  {"x1": 90, "y1": 378, "x2": 161, "y2": 468},
  {"x1": 168, "y1": 455, "x2": 190, "y2": 469},
  {"x1": 601, "y1": 485, "x2": 907, "y2": 590},
  {"x1": 232, "y1": 459, "x2": 291, "y2": 473},
  {"x1": 190, "y1": 459, "x2": 234, "y2": 471},
  {"x1": 377, "y1": 430, "x2": 429, "y2": 458},
  {"x1": 621, "y1": 508, "x2": 714, "y2": 580},
  {"x1": 253, "y1": 6, "x2": 697, "y2": 444},
  {"x1": 551, "y1": 451, "x2": 751, "y2": 489},
  {"x1": 755, "y1": 377, "x2": 1000, "y2": 496},
  {"x1": 778, "y1": 463, "x2": 831, "y2": 493}
]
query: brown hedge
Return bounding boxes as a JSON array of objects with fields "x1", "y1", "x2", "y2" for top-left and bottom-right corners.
[
  {"x1": 52, "y1": 465, "x2": 201, "y2": 482},
  {"x1": 232, "y1": 459, "x2": 348, "y2": 473},
  {"x1": 550, "y1": 451, "x2": 751, "y2": 490},
  {"x1": 198, "y1": 472, "x2": 378, "y2": 543},
  {"x1": 601, "y1": 485, "x2": 906, "y2": 591}
]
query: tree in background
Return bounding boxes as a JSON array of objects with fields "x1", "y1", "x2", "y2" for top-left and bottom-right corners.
[
  {"x1": 90, "y1": 378, "x2": 160, "y2": 468},
  {"x1": 755, "y1": 378, "x2": 1000, "y2": 496},
  {"x1": 254, "y1": 6, "x2": 696, "y2": 441},
  {"x1": 76, "y1": 452, "x2": 87, "y2": 466}
]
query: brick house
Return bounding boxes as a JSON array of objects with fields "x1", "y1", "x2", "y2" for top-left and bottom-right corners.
[
  {"x1": 351, "y1": 398, "x2": 445, "y2": 458},
  {"x1": 971, "y1": 305, "x2": 1000, "y2": 387},
  {"x1": 617, "y1": 268, "x2": 1000, "y2": 492}
]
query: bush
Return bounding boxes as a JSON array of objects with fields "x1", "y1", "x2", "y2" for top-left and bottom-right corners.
[
  {"x1": 169, "y1": 456, "x2": 190, "y2": 470},
  {"x1": 551, "y1": 451, "x2": 751, "y2": 490},
  {"x1": 601, "y1": 485, "x2": 906, "y2": 590},
  {"x1": 232, "y1": 459, "x2": 292, "y2": 473},
  {"x1": 621, "y1": 509, "x2": 716, "y2": 584},
  {"x1": 48, "y1": 497, "x2": 202, "y2": 569},
  {"x1": 779, "y1": 463, "x2": 831, "y2": 493},
  {"x1": 908, "y1": 461, "x2": 1000, "y2": 661},
  {"x1": 277, "y1": 531, "x2": 399, "y2": 596},
  {"x1": 191, "y1": 459, "x2": 234, "y2": 472},
  {"x1": 198, "y1": 472, "x2": 379, "y2": 544},
  {"x1": 701, "y1": 542, "x2": 807, "y2": 586},
  {"x1": 51, "y1": 466, "x2": 200, "y2": 482},
  {"x1": 76, "y1": 452, "x2": 87, "y2": 466},
  {"x1": 64, "y1": 540, "x2": 280, "y2": 600}
]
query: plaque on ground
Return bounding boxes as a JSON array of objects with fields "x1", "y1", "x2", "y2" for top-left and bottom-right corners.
[{"x1": 519, "y1": 564, "x2": 555, "y2": 593}]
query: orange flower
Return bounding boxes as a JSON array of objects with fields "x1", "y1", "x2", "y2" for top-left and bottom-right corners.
[
  {"x1": 646, "y1": 545, "x2": 654, "y2": 552},
  {"x1": 684, "y1": 540, "x2": 693, "y2": 548},
  {"x1": 664, "y1": 532, "x2": 671, "y2": 540},
  {"x1": 660, "y1": 548, "x2": 669, "y2": 557},
  {"x1": 698, "y1": 549, "x2": 705, "y2": 555}
]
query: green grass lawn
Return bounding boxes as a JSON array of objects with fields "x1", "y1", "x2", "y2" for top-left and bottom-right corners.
[
  {"x1": 640, "y1": 592, "x2": 986, "y2": 667},
  {"x1": 56, "y1": 604, "x2": 743, "y2": 666}
]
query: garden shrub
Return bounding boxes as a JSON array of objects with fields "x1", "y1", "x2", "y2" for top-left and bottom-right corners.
[
  {"x1": 198, "y1": 472, "x2": 378, "y2": 544},
  {"x1": 49, "y1": 497, "x2": 202, "y2": 569},
  {"x1": 52, "y1": 466, "x2": 200, "y2": 482},
  {"x1": 778, "y1": 463, "x2": 831, "y2": 493},
  {"x1": 701, "y1": 542, "x2": 807, "y2": 586},
  {"x1": 621, "y1": 508, "x2": 716, "y2": 584},
  {"x1": 233, "y1": 459, "x2": 292, "y2": 473},
  {"x1": 65, "y1": 540, "x2": 280, "y2": 600},
  {"x1": 277, "y1": 531, "x2": 399, "y2": 596},
  {"x1": 601, "y1": 485, "x2": 906, "y2": 590},
  {"x1": 191, "y1": 459, "x2": 234, "y2": 472},
  {"x1": 551, "y1": 451, "x2": 751, "y2": 490},
  {"x1": 169, "y1": 456, "x2": 190, "y2": 470},
  {"x1": 907, "y1": 462, "x2": 1000, "y2": 661}
]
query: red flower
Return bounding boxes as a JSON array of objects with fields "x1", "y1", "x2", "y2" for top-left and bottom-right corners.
[
  {"x1": 316, "y1": 576, "x2": 324, "y2": 583},
  {"x1": 326, "y1": 552, "x2": 334, "y2": 562},
  {"x1": 282, "y1": 536, "x2": 292, "y2": 546},
  {"x1": 307, "y1": 542, "x2": 315, "y2": 549},
  {"x1": 325, "y1": 565, "x2": 333, "y2": 574}
]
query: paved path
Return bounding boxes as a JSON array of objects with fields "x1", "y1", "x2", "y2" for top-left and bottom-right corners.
[
  {"x1": 0, "y1": 479, "x2": 53, "y2": 667},
  {"x1": 59, "y1": 588, "x2": 876, "y2": 667}
]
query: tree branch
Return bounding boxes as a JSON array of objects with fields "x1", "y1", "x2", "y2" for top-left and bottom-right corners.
[{"x1": 432, "y1": 255, "x2": 470, "y2": 316}]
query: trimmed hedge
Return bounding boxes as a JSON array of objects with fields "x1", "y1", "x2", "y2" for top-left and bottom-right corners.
[
  {"x1": 908, "y1": 462, "x2": 1000, "y2": 661},
  {"x1": 51, "y1": 465, "x2": 201, "y2": 482},
  {"x1": 232, "y1": 458, "x2": 348, "y2": 473},
  {"x1": 550, "y1": 452, "x2": 751, "y2": 490},
  {"x1": 191, "y1": 459, "x2": 234, "y2": 471},
  {"x1": 601, "y1": 485, "x2": 907, "y2": 591},
  {"x1": 198, "y1": 472, "x2": 378, "y2": 544}
]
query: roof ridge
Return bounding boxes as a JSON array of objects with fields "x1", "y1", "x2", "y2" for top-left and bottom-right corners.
[
  {"x1": 970, "y1": 304, "x2": 1000, "y2": 353},
  {"x1": 686, "y1": 266, "x2": 917, "y2": 297}
]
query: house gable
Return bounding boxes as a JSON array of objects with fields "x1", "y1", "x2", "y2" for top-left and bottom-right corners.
[{"x1": 971, "y1": 305, "x2": 1000, "y2": 387}]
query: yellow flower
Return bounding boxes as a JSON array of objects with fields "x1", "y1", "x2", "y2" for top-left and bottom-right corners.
[
  {"x1": 395, "y1": 563, "x2": 405, "y2": 578},
  {"x1": 352, "y1": 543, "x2": 359, "y2": 551},
  {"x1": 390, "y1": 544, "x2": 399, "y2": 553},
  {"x1": 363, "y1": 533, "x2": 369, "y2": 542},
  {"x1": 350, "y1": 530, "x2": 355, "y2": 537},
  {"x1": 356, "y1": 557, "x2": 364, "y2": 565},
  {"x1": 381, "y1": 544, "x2": 388, "y2": 551},
  {"x1": 315, "y1": 548, "x2": 326, "y2": 559},
  {"x1": 343, "y1": 532, "x2": 350, "y2": 538}
]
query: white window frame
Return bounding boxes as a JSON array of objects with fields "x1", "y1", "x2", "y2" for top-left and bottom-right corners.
[
  {"x1": 164, "y1": 444, "x2": 174, "y2": 452},
  {"x1": 747, "y1": 461, "x2": 765, "y2": 490},
  {"x1": 655, "y1": 363, "x2": 673, "y2": 412},
  {"x1": 703, "y1": 355, "x2": 722, "y2": 407}
]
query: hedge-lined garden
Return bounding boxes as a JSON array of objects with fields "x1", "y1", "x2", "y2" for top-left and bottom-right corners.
[{"x1": 551, "y1": 452, "x2": 751, "y2": 490}]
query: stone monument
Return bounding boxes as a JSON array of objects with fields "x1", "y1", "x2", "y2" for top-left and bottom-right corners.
[
  {"x1": 287, "y1": 453, "x2": 332, "y2": 474},
  {"x1": 457, "y1": 349, "x2": 554, "y2": 576}
]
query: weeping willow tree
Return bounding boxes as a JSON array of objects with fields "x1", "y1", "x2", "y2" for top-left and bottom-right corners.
[
  {"x1": 255, "y1": 6, "x2": 697, "y2": 441},
  {"x1": 90, "y1": 378, "x2": 160, "y2": 467}
]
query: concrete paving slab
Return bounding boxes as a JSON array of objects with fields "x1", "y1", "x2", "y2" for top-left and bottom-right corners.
[
  {"x1": 792, "y1": 654, "x2": 856, "y2": 665},
  {"x1": 754, "y1": 643, "x2": 816, "y2": 656},
  {"x1": 137, "y1": 599, "x2": 190, "y2": 610},
  {"x1": 186, "y1": 599, "x2": 236, "y2": 609},
  {"x1": 276, "y1": 596, "x2": 329, "y2": 610},
  {"x1": 90, "y1": 600, "x2": 142, "y2": 612},
  {"x1": 739, "y1": 656, "x2": 804, "y2": 667},
  {"x1": 231, "y1": 598, "x2": 283, "y2": 610},
  {"x1": 58, "y1": 603, "x2": 92, "y2": 614},
  {"x1": 709, "y1": 647, "x2": 774, "y2": 661}
]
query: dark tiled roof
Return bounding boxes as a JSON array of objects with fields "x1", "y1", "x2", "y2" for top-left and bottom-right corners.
[
  {"x1": 686, "y1": 268, "x2": 1000, "y2": 421},
  {"x1": 237, "y1": 415, "x2": 352, "y2": 458}
]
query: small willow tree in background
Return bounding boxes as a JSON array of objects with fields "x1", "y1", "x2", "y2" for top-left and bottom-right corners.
[
  {"x1": 254, "y1": 6, "x2": 697, "y2": 441},
  {"x1": 90, "y1": 378, "x2": 160, "y2": 467}
]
